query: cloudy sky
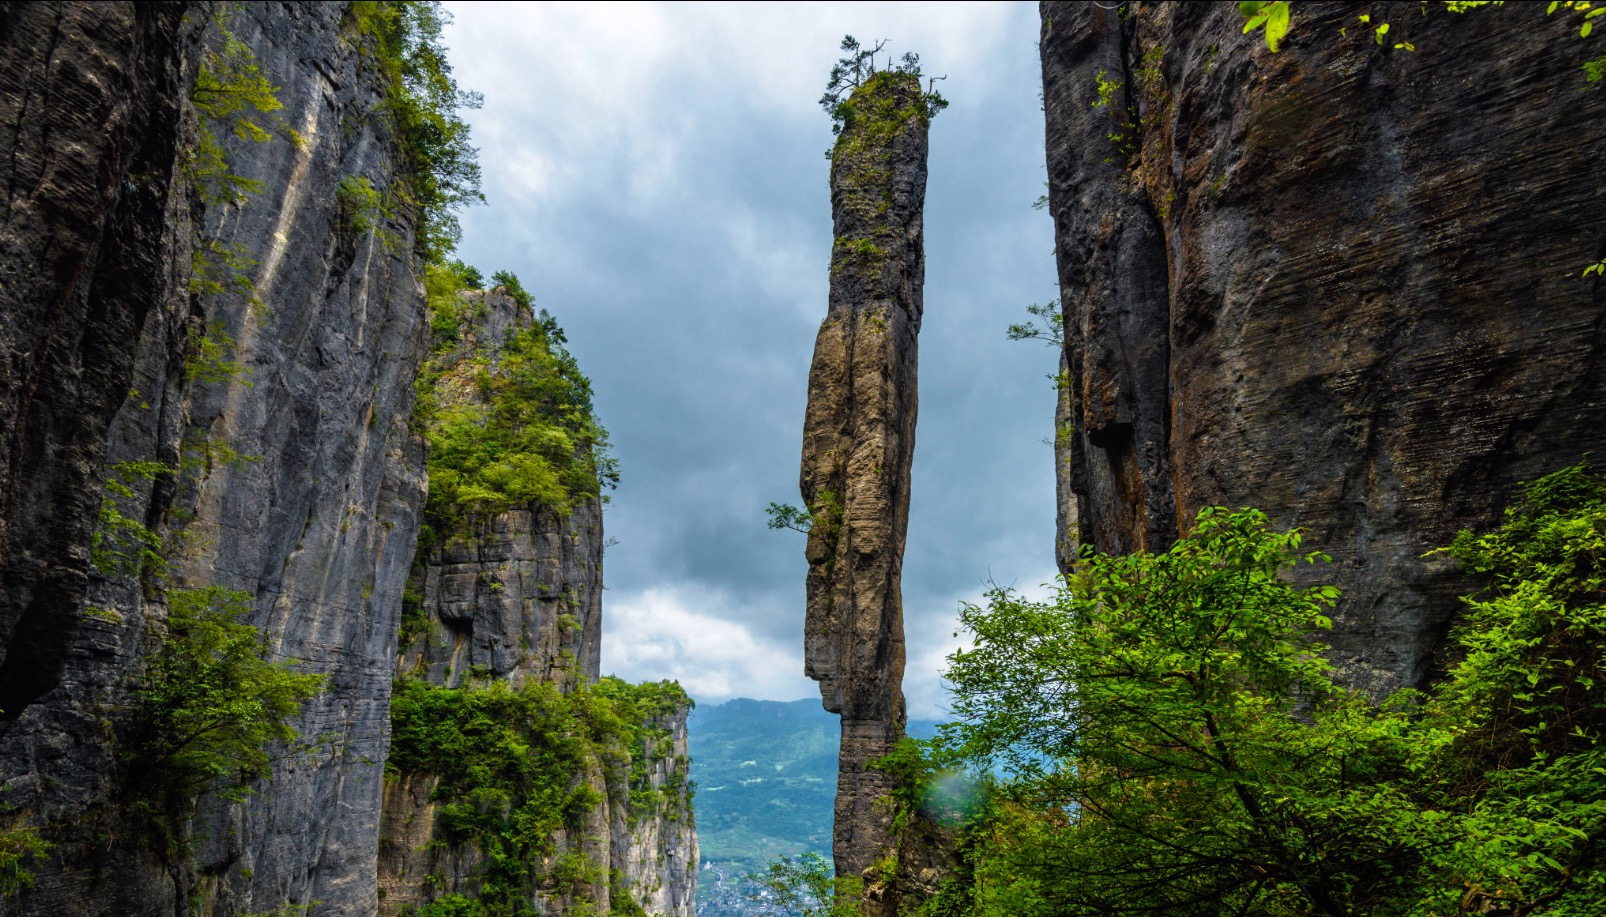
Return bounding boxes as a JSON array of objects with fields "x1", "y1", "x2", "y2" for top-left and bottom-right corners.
[{"x1": 441, "y1": 2, "x2": 1059, "y2": 719}]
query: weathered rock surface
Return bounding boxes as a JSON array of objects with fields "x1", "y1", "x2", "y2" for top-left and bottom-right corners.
[
  {"x1": 379, "y1": 287, "x2": 695, "y2": 916},
  {"x1": 800, "y1": 71, "x2": 928, "y2": 888},
  {"x1": 0, "y1": 2, "x2": 429, "y2": 914},
  {"x1": 396, "y1": 290, "x2": 604, "y2": 689},
  {"x1": 1042, "y1": 0, "x2": 1606, "y2": 695},
  {"x1": 0, "y1": 0, "x2": 197, "y2": 740}
]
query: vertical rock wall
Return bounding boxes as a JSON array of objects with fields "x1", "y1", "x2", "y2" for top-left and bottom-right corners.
[
  {"x1": 0, "y1": 2, "x2": 429, "y2": 914},
  {"x1": 1041, "y1": 0, "x2": 1606, "y2": 694},
  {"x1": 799, "y1": 71, "x2": 928, "y2": 888}
]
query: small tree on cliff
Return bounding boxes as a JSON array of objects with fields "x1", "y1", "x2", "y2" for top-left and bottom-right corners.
[{"x1": 819, "y1": 35, "x2": 948, "y2": 136}]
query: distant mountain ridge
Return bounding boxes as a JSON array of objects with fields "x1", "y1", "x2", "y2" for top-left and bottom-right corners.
[{"x1": 690, "y1": 698, "x2": 940, "y2": 913}]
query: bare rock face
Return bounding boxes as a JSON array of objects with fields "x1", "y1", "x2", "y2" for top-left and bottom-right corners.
[
  {"x1": 800, "y1": 71, "x2": 929, "y2": 885},
  {"x1": 0, "y1": 2, "x2": 429, "y2": 914},
  {"x1": 1041, "y1": 0, "x2": 1606, "y2": 695},
  {"x1": 0, "y1": 0, "x2": 197, "y2": 745}
]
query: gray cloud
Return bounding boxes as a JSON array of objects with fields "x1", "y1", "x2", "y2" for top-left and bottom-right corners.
[{"x1": 442, "y1": 1, "x2": 1058, "y2": 719}]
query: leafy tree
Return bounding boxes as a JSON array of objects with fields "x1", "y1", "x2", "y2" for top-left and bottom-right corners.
[
  {"x1": 941, "y1": 508, "x2": 1416, "y2": 917},
  {"x1": 747, "y1": 852, "x2": 863, "y2": 917},
  {"x1": 936, "y1": 464, "x2": 1606, "y2": 917},
  {"x1": 347, "y1": 1, "x2": 484, "y2": 259},
  {"x1": 819, "y1": 35, "x2": 948, "y2": 137},
  {"x1": 1004, "y1": 301, "x2": 1063, "y2": 348},
  {"x1": 491, "y1": 269, "x2": 533, "y2": 312},
  {"x1": 1402, "y1": 462, "x2": 1606, "y2": 915},
  {"x1": 125, "y1": 586, "x2": 326, "y2": 853},
  {"x1": 765, "y1": 502, "x2": 814, "y2": 534}
]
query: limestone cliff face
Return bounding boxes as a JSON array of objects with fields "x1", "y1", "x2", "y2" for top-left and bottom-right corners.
[
  {"x1": 396, "y1": 290, "x2": 604, "y2": 690},
  {"x1": 800, "y1": 71, "x2": 928, "y2": 887},
  {"x1": 0, "y1": 2, "x2": 428, "y2": 914},
  {"x1": 1041, "y1": 0, "x2": 1606, "y2": 694},
  {"x1": 378, "y1": 287, "x2": 695, "y2": 917},
  {"x1": 377, "y1": 708, "x2": 696, "y2": 917}
]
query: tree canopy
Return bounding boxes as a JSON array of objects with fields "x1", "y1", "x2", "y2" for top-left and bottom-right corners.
[{"x1": 931, "y1": 464, "x2": 1606, "y2": 917}]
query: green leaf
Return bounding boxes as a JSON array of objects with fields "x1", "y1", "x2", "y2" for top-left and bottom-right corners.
[{"x1": 1265, "y1": 1, "x2": 1291, "y2": 52}]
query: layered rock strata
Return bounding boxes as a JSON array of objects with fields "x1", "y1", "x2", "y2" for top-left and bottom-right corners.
[
  {"x1": 378, "y1": 288, "x2": 695, "y2": 917},
  {"x1": 396, "y1": 290, "x2": 604, "y2": 690},
  {"x1": 1041, "y1": 0, "x2": 1606, "y2": 695},
  {"x1": 800, "y1": 71, "x2": 929, "y2": 889},
  {"x1": 0, "y1": 2, "x2": 428, "y2": 913}
]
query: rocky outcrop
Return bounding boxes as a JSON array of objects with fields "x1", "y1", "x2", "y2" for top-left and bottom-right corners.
[
  {"x1": 1041, "y1": 0, "x2": 1606, "y2": 695},
  {"x1": 0, "y1": 2, "x2": 428, "y2": 914},
  {"x1": 396, "y1": 291, "x2": 604, "y2": 690},
  {"x1": 800, "y1": 71, "x2": 928, "y2": 889},
  {"x1": 377, "y1": 701, "x2": 697, "y2": 917},
  {"x1": 379, "y1": 286, "x2": 695, "y2": 917}
]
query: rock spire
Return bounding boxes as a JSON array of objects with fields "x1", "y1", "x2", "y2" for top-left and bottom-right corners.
[{"x1": 800, "y1": 69, "x2": 930, "y2": 887}]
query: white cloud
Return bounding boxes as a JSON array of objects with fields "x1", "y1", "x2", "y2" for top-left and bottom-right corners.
[
  {"x1": 903, "y1": 569, "x2": 1059, "y2": 720},
  {"x1": 602, "y1": 584, "x2": 818, "y2": 703}
]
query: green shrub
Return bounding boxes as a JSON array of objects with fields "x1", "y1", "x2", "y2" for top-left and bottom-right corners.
[
  {"x1": 935, "y1": 463, "x2": 1606, "y2": 917},
  {"x1": 413, "y1": 263, "x2": 616, "y2": 526},
  {"x1": 388, "y1": 677, "x2": 689, "y2": 914},
  {"x1": 0, "y1": 825, "x2": 50, "y2": 899},
  {"x1": 125, "y1": 586, "x2": 326, "y2": 853}
]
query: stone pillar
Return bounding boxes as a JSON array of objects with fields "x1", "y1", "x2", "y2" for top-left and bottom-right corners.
[{"x1": 799, "y1": 70, "x2": 929, "y2": 886}]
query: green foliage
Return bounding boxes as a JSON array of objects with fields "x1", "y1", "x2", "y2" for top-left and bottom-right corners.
[
  {"x1": 415, "y1": 262, "x2": 616, "y2": 526},
  {"x1": 406, "y1": 895, "x2": 490, "y2": 917},
  {"x1": 1004, "y1": 301, "x2": 1062, "y2": 349},
  {"x1": 387, "y1": 676, "x2": 690, "y2": 915},
  {"x1": 0, "y1": 825, "x2": 50, "y2": 900},
  {"x1": 185, "y1": 320, "x2": 252, "y2": 386},
  {"x1": 936, "y1": 465, "x2": 1606, "y2": 917},
  {"x1": 92, "y1": 461, "x2": 173, "y2": 577},
  {"x1": 346, "y1": 1, "x2": 483, "y2": 260},
  {"x1": 1403, "y1": 461, "x2": 1606, "y2": 915},
  {"x1": 490, "y1": 270, "x2": 533, "y2": 312},
  {"x1": 747, "y1": 852, "x2": 863, "y2": 917},
  {"x1": 766, "y1": 502, "x2": 814, "y2": 534},
  {"x1": 189, "y1": 19, "x2": 285, "y2": 207},
  {"x1": 1245, "y1": 1, "x2": 1604, "y2": 67},
  {"x1": 1090, "y1": 69, "x2": 1140, "y2": 160},
  {"x1": 125, "y1": 586, "x2": 326, "y2": 853},
  {"x1": 1241, "y1": 1, "x2": 1293, "y2": 52},
  {"x1": 336, "y1": 174, "x2": 395, "y2": 243},
  {"x1": 820, "y1": 36, "x2": 947, "y2": 140},
  {"x1": 186, "y1": 11, "x2": 291, "y2": 311}
]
